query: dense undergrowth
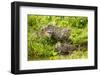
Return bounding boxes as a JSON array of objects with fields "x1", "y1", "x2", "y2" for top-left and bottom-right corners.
[{"x1": 28, "y1": 15, "x2": 88, "y2": 60}]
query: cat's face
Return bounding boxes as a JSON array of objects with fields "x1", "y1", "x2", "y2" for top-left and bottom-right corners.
[{"x1": 42, "y1": 25, "x2": 55, "y2": 37}]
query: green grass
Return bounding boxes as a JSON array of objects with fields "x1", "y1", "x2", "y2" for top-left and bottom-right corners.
[{"x1": 28, "y1": 15, "x2": 88, "y2": 61}]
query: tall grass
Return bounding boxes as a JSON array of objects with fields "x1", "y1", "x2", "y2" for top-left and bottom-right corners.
[{"x1": 28, "y1": 15, "x2": 88, "y2": 60}]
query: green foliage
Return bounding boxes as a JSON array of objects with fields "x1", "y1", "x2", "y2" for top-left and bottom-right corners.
[
  {"x1": 69, "y1": 27, "x2": 88, "y2": 45},
  {"x1": 28, "y1": 15, "x2": 88, "y2": 60}
]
